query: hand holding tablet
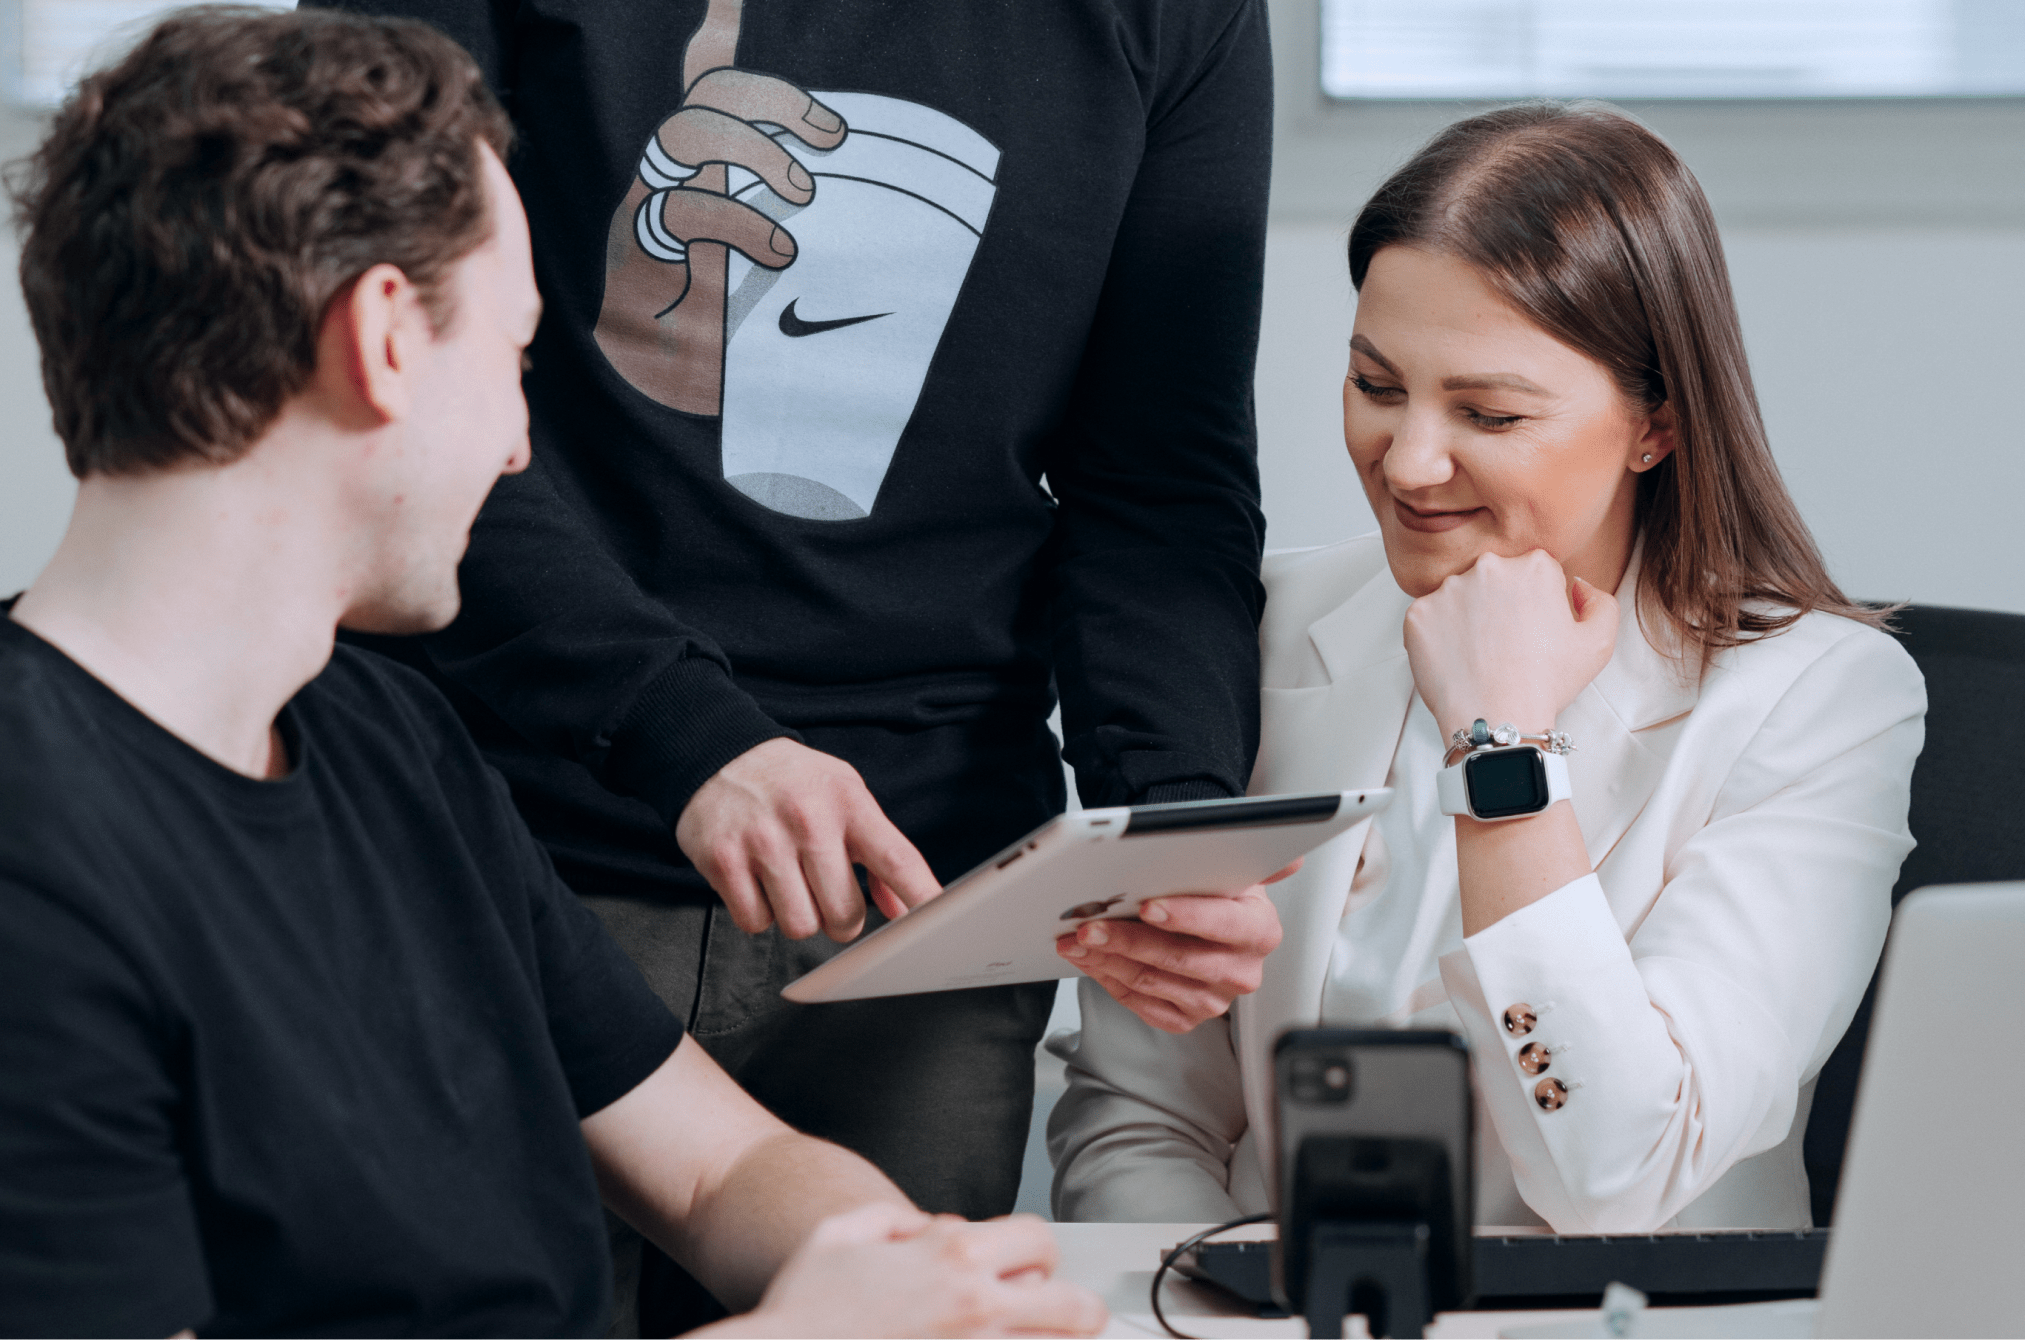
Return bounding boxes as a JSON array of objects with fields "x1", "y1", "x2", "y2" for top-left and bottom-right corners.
[
  {"x1": 1057, "y1": 857, "x2": 1302, "y2": 1032},
  {"x1": 781, "y1": 791, "x2": 1390, "y2": 1007}
]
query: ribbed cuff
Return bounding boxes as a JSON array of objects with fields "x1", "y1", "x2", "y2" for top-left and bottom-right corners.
[
  {"x1": 1138, "y1": 779, "x2": 1238, "y2": 805},
  {"x1": 604, "y1": 658, "x2": 798, "y2": 827}
]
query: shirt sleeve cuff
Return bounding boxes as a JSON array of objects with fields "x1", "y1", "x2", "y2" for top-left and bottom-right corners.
[{"x1": 603, "y1": 658, "x2": 798, "y2": 826}]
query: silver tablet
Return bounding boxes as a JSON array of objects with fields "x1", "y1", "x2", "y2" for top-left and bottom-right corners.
[{"x1": 782, "y1": 789, "x2": 1390, "y2": 1004}]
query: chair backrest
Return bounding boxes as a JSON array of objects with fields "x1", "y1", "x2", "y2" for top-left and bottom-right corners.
[{"x1": 1800, "y1": 604, "x2": 2025, "y2": 1226}]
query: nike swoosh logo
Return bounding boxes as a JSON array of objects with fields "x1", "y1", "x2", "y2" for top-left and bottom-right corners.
[{"x1": 778, "y1": 299, "x2": 891, "y2": 337}]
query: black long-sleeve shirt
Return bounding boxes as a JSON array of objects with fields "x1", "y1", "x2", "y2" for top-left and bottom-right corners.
[{"x1": 318, "y1": 0, "x2": 1271, "y2": 894}]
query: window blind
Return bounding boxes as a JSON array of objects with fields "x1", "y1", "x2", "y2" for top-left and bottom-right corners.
[{"x1": 1320, "y1": 0, "x2": 2025, "y2": 101}]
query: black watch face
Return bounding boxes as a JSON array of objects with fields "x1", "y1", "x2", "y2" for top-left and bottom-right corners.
[{"x1": 1465, "y1": 748, "x2": 1550, "y2": 819}]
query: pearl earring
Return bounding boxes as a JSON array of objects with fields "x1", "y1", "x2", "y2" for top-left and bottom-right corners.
[{"x1": 1641, "y1": 453, "x2": 1654, "y2": 463}]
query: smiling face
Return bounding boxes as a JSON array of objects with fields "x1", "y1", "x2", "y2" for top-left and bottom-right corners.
[
  {"x1": 1345, "y1": 245, "x2": 1674, "y2": 599},
  {"x1": 345, "y1": 145, "x2": 540, "y2": 635}
]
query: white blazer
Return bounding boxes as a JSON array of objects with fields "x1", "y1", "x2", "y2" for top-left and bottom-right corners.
[{"x1": 1049, "y1": 534, "x2": 1925, "y2": 1233}]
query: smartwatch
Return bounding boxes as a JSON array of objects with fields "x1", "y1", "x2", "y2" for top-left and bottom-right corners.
[{"x1": 1437, "y1": 744, "x2": 1572, "y2": 821}]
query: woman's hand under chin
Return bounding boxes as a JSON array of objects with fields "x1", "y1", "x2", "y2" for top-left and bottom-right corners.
[{"x1": 1403, "y1": 549, "x2": 1619, "y2": 740}]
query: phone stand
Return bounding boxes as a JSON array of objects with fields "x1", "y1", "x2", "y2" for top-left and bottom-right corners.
[
  {"x1": 1301, "y1": 1220, "x2": 1431, "y2": 1339},
  {"x1": 1280, "y1": 1136, "x2": 1462, "y2": 1339}
]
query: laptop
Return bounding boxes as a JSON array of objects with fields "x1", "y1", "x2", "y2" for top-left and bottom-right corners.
[{"x1": 1810, "y1": 881, "x2": 2025, "y2": 1338}]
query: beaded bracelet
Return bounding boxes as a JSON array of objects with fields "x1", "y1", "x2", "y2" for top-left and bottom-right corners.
[{"x1": 1441, "y1": 717, "x2": 1576, "y2": 769}]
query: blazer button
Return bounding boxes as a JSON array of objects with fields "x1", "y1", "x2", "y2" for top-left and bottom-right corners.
[
  {"x1": 1534, "y1": 1077, "x2": 1568, "y2": 1111},
  {"x1": 1518, "y1": 1042, "x2": 1551, "y2": 1075},
  {"x1": 1503, "y1": 1004, "x2": 1537, "y2": 1037}
]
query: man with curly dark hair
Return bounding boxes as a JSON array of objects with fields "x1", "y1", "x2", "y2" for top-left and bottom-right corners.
[{"x1": 0, "y1": 9, "x2": 1102, "y2": 1335}]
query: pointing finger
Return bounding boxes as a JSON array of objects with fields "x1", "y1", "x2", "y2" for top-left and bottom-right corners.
[
  {"x1": 846, "y1": 804, "x2": 941, "y2": 912},
  {"x1": 866, "y1": 872, "x2": 908, "y2": 922}
]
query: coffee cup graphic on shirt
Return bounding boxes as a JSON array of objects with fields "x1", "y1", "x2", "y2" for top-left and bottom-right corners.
[
  {"x1": 588, "y1": 0, "x2": 1001, "y2": 522},
  {"x1": 715, "y1": 94, "x2": 999, "y2": 520}
]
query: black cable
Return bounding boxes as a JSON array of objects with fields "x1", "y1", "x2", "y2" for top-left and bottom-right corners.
[{"x1": 1150, "y1": 1212, "x2": 1275, "y2": 1340}]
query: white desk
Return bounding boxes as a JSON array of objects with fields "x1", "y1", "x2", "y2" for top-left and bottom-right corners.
[{"x1": 1049, "y1": 1222, "x2": 1598, "y2": 1340}]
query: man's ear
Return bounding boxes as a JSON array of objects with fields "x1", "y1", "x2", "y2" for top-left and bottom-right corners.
[
  {"x1": 315, "y1": 262, "x2": 422, "y2": 425},
  {"x1": 1632, "y1": 400, "x2": 1678, "y2": 471}
]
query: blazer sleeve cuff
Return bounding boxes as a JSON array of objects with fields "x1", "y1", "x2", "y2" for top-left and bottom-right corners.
[
  {"x1": 1444, "y1": 873, "x2": 1644, "y2": 1150},
  {"x1": 1453, "y1": 871, "x2": 1669, "y2": 1089},
  {"x1": 1462, "y1": 872, "x2": 1630, "y2": 989},
  {"x1": 1442, "y1": 874, "x2": 1704, "y2": 1231},
  {"x1": 604, "y1": 658, "x2": 799, "y2": 826}
]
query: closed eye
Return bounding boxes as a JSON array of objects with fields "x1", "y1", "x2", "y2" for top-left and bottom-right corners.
[
  {"x1": 1354, "y1": 371, "x2": 1524, "y2": 428},
  {"x1": 1350, "y1": 373, "x2": 1403, "y2": 402}
]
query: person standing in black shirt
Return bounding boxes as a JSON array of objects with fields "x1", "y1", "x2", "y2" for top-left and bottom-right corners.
[
  {"x1": 0, "y1": 11, "x2": 1103, "y2": 1336},
  {"x1": 310, "y1": 0, "x2": 1288, "y2": 1242}
]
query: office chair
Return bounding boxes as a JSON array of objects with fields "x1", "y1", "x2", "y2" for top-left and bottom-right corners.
[{"x1": 1802, "y1": 604, "x2": 2025, "y2": 1226}]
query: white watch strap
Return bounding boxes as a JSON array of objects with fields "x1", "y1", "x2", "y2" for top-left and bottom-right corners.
[
  {"x1": 1542, "y1": 749, "x2": 1572, "y2": 807},
  {"x1": 1437, "y1": 757, "x2": 1471, "y2": 816}
]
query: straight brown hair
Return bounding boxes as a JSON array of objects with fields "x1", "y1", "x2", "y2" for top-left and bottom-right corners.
[
  {"x1": 10, "y1": 5, "x2": 513, "y2": 478},
  {"x1": 1348, "y1": 101, "x2": 1883, "y2": 664}
]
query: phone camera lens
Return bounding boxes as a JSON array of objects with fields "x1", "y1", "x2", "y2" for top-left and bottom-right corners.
[{"x1": 1290, "y1": 1052, "x2": 1354, "y2": 1104}]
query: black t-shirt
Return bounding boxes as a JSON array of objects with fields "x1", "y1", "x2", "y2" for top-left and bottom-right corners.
[
  {"x1": 315, "y1": 1, "x2": 1271, "y2": 888},
  {"x1": 0, "y1": 616, "x2": 686, "y2": 1337}
]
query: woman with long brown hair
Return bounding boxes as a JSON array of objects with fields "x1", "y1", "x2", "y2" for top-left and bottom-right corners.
[{"x1": 1047, "y1": 102, "x2": 1926, "y2": 1232}]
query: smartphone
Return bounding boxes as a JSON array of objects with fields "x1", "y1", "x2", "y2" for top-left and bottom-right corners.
[{"x1": 1272, "y1": 1029, "x2": 1474, "y2": 1320}]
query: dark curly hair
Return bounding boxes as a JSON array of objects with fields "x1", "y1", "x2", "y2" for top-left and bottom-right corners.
[{"x1": 9, "y1": 4, "x2": 513, "y2": 477}]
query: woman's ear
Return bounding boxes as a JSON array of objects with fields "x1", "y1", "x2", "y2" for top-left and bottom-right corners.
[{"x1": 1631, "y1": 401, "x2": 1678, "y2": 471}]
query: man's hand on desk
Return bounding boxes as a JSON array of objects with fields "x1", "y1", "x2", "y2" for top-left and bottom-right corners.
[
  {"x1": 676, "y1": 738, "x2": 942, "y2": 943},
  {"x1": 1057, "y1": 861, "x2": 1296, "y2": 1033},
  {"x1": 696, "y1": 1203, "x2": 1107, "y2": 1338}
]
